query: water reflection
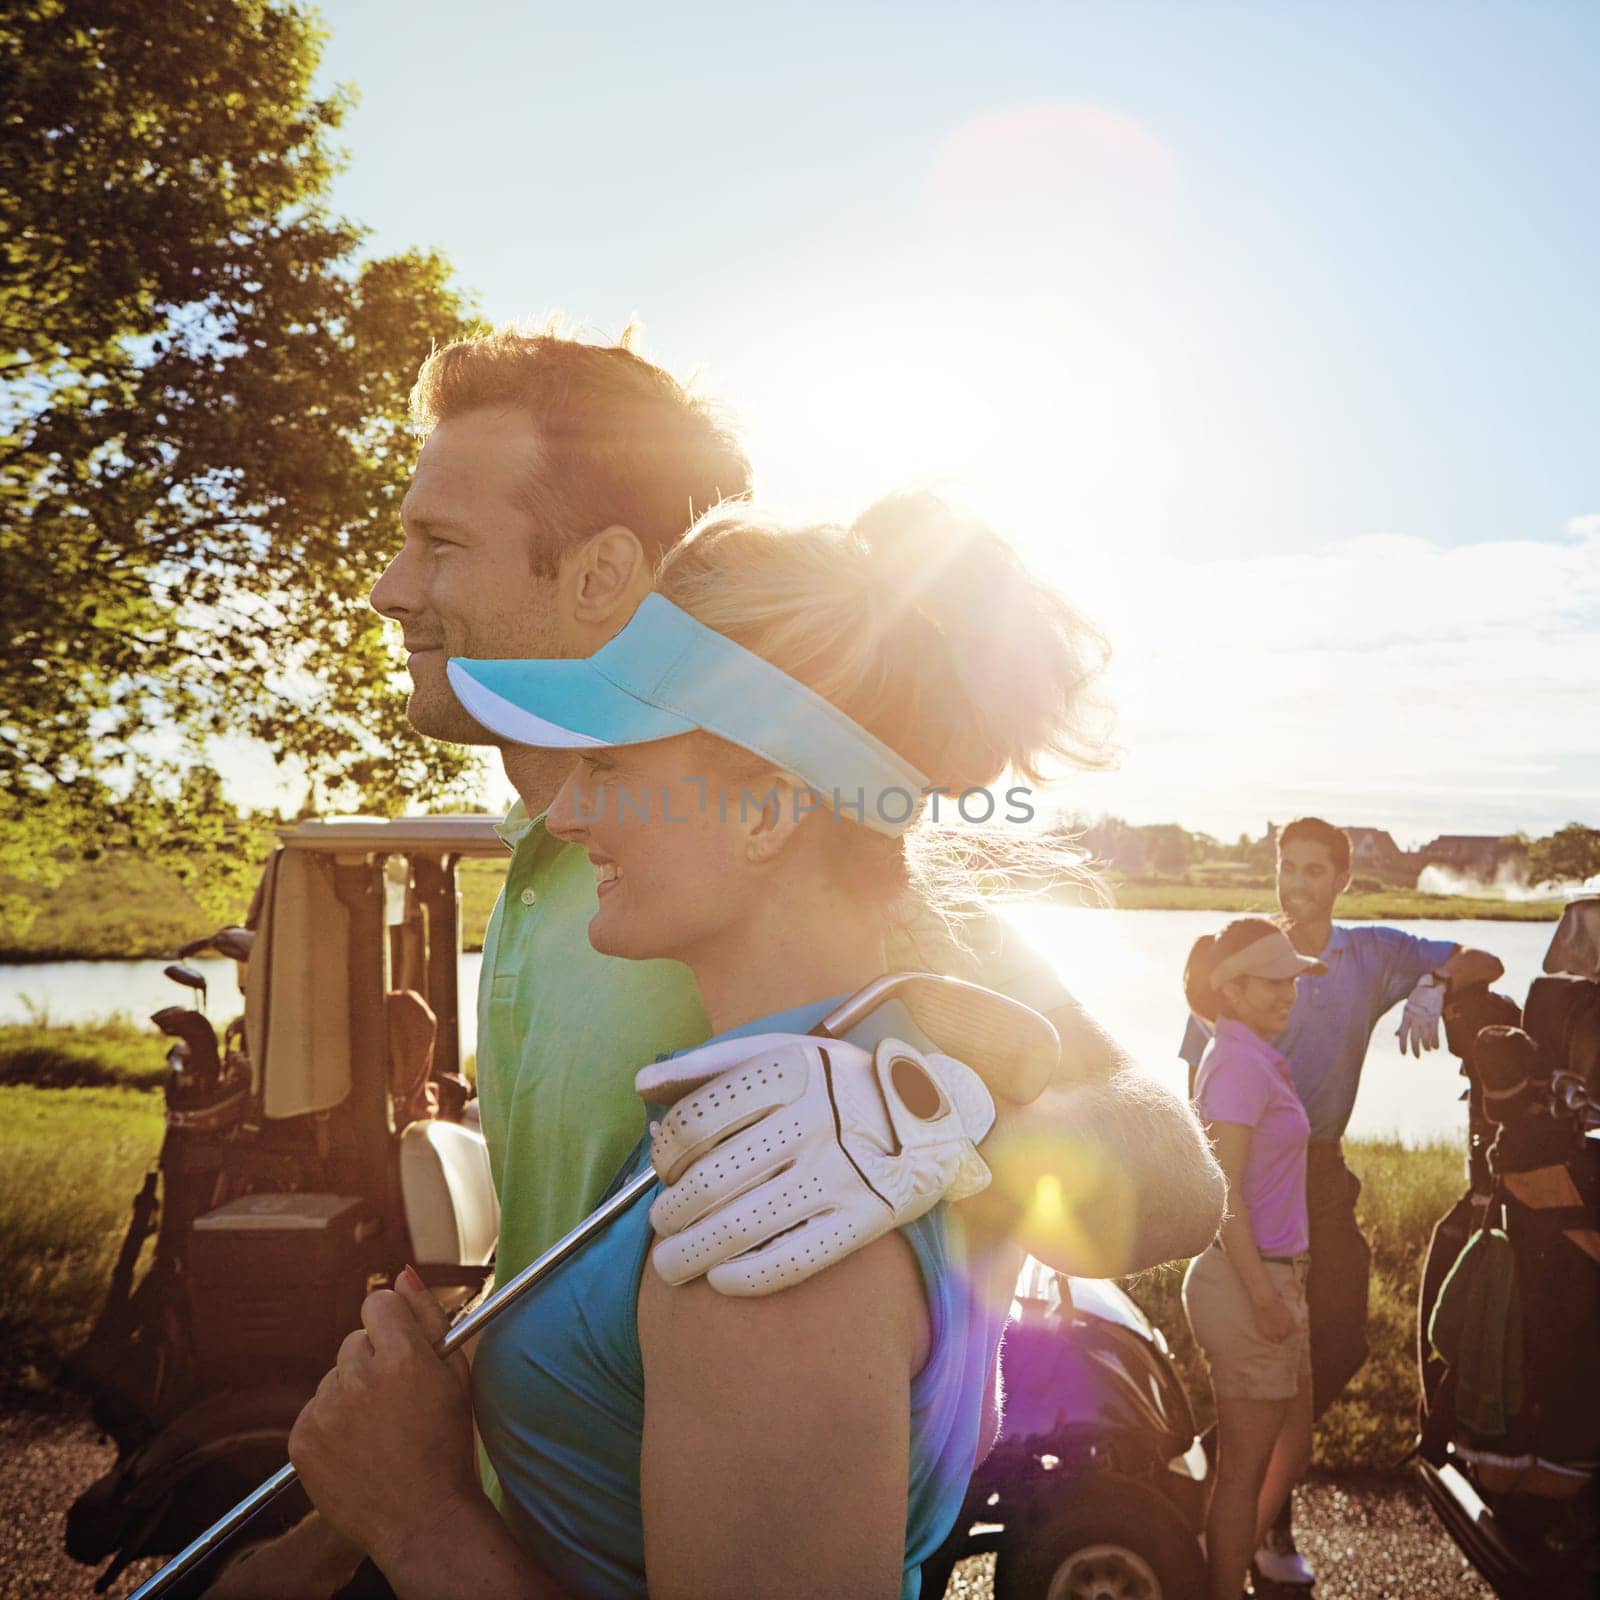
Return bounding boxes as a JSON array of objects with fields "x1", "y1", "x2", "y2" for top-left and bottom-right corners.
[{"x1": 0, "y1": 911, "x2": 1560, "y2": 1147}]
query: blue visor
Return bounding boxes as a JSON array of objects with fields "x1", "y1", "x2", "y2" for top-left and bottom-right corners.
[{"x1": 446, "y1": 594, "x2": 931, "y2": 837}]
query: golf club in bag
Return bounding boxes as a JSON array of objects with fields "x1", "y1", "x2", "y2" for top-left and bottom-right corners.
[{"x1": 128, "y1": 971, "x2": 1059, "y2": 1599}]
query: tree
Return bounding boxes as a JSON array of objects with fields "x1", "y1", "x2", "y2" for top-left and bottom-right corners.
[
  {"x1": 1148, "y1": 824, "x2": 1192, "y2": 877},
  {"x1": 2, "y1": 0, "x2": 481, "y2": 823},
  {"x1": 1527, "y1": 824, "x2": 1600, "y2": 887}
]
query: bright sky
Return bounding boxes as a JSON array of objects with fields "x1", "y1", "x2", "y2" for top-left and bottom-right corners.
[{"x1": 290, "y1": 0, "x2": 1598, "y2": 845}]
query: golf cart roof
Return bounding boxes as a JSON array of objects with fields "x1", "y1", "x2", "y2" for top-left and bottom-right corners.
[{"x1": 280, "y1": 815, "x2": 508, "y2": 856}]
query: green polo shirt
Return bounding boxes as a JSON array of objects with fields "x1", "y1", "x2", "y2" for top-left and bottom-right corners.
[
  {"x1": 477, "y1": 803, "x2": 711, "y2": 1284},
  {"x1": 477, "y1": 803, "x2": 1073, "y2": 1282}
]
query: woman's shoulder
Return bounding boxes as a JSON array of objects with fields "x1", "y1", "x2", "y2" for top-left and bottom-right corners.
[{"x1": 637, "y1": 1226, "x2": 932, "y2": 1381}]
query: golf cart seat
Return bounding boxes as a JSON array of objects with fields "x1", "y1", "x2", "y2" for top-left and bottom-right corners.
[{"x1": 400, "y1": 1118, "x2": 499, "y2": 1294}]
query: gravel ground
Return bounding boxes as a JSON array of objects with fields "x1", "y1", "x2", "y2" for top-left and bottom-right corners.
[
  {"x1": 0, "y1": 1399, "x2": 161, "y2": 1599},
  {"x1": 3, "y1": 1399, "x2": 1495, "y2": 1600}
]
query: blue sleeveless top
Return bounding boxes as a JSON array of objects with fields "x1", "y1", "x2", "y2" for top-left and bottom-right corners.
[{"x1": 472, "y1": 999, "x2": 997, "y2": 1600}]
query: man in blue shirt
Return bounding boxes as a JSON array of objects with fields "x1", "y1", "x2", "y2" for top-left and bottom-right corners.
[{"x1": 1180, "y1": 816, "x2": 1503, "y2": 1585}]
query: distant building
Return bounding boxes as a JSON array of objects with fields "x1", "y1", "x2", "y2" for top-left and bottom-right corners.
[
  {"x1": 1341, "y1": 826, "x2": 1414, "y2": 882},
  {"x1": 1418, "y1": 834, "x2": 1528, "y2": 883}
]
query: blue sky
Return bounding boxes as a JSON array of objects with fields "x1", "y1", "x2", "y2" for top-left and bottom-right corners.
[{"x1": 294, "y1": 0, "x2": 1598, "y2": 846}]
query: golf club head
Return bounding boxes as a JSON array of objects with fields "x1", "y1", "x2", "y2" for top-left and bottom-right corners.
[
  {"x1": 819, "y1": 972, "x2": 1058, "y2": 1105},
  {"x1": 151, "y1": 1005, "x2": 193, "y2": 1037},
  {"x1": 150, "y1": 1007, "x2": 221, "y2": 1088},
  {"x1": 163, "y1": 962, "x2": 207, "y2": 994},
  {"x1": 211, "y1": 926, "x2": 256, "y2": 962}
]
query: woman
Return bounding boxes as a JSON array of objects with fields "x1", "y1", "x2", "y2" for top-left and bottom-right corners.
[
  {"x1": 1181, "y1": 918, "x2": 1324, "y2": 1600},
  {"x1": 289, "y1": 492, "x2": 1110, "y2": 1600}
]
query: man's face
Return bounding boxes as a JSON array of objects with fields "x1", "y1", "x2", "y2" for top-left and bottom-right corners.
[
  {"x1": 371, "y1": 408, "x2": 567, "y2": 745},
  {"x1": 1276, "y1": 838, "x2": 1348, "y2": 924}
]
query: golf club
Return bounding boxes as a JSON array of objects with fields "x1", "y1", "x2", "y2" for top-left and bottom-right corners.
[
  {"x1": 162, "y1": 962, "x2": 208, "y2": 1014},
  {"x1": 151, "y1": 1006, "x2": 222, "y2": 1093},
  {"x1": 210, "y1": 926, "x2": 256, "y2": 962},
  {"x1": 125, "y1": 971, "x2": 1057, "y2": 1599}
]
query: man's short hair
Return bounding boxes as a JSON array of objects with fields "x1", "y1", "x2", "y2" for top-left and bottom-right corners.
[
  {"x1": 1277, "y1": 816, "x2": 1351, "y2": 877},
  {"x1": 410, "y1": 320, "x2": 752, "y2": 572}
]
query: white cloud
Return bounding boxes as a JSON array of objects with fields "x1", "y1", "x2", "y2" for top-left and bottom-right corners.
[{"x1": 1566, "y1": 512, "x2": 1600, "y2": 543}]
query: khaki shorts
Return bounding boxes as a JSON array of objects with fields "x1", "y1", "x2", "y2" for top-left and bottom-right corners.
[{"x1": 1183, "y1": 1244, "x2": 1312, "y2": 1402}]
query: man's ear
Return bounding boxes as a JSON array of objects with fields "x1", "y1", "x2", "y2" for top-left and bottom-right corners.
[
  {"x1": 1333, "y1": 871, "x2": 1351, "y2": 901},
  {"x1": 739, "y1": 773, "x2": 822, "y2": 865},
  {"x1": 568, "y1": 525, "x2": 650, "y2": 631}
]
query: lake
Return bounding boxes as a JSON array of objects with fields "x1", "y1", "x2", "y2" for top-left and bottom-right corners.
[{"x1": 0, "y1": 910, "x2": 1562, "y2": 1147}]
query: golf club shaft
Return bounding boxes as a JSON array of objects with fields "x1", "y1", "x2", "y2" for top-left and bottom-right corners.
[{"x1": 124, "y1": 975, "x2": 1028, "y2": 1598}]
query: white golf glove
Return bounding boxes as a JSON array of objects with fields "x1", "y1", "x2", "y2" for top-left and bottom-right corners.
[
  {"x1": 634, "y1": 1034, "x2": 996, "y2": 1297},
  {"x1": 1397, "y1": 973, "x2": 1448, "y2": 1056}
]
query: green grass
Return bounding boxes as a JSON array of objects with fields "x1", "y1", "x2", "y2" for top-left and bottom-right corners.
[
  {"x1": 0, "y1": 852, "x2": 510, "y2": 959},
  {"x1": 0, "y1": 1084, "x2": 165, "y2": 1390},
  {"x1": 1122, "y1": 1139, "x2": 1467, "y2": 1470},
  {"x1": 0, "y1": 1040, "x2": 1472, "y2": 1473},
  {"x1": 0, "y1": 1018, "x2": 168, "y2": 1090},
  {"x1": 1, "y1": 853, "x2": 228, "y2": 961},
  {"x1": 459, "y1": 856, "x2": 508, "y2": 951}
]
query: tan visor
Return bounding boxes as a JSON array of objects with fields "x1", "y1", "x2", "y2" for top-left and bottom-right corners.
[{"x1": 1211, "y1": 929, "x2": 1328, "y2": 989}]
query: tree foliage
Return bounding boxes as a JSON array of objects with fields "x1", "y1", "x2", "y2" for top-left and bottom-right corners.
[
  {"x1": 1, "y1": 0, "x2": 481, "y2": 823},
  {"x1": 1527, "y1": 824, "x2": 1600, "y2": 887}
]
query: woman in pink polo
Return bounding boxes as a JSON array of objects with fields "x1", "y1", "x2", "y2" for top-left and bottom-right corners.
[{"x1": 1181, "y1": 918, "x2": 1325, "y2": 1600}]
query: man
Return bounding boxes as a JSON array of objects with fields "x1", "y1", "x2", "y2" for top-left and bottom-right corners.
[
  {"x1": 1180, "y1": 815, "x2": 1503, "y2": 1587},
  {"x1": 216, "y1": 325, "x2": 1223, "y2": 1596}
]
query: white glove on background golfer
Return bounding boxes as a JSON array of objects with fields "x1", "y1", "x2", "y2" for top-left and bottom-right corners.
[
  {"x1": 634, "y1": 1034, "x2": 996, "y2": 1296},
  {"x1": 1397, "y1": 973, "x2": 1448, "y2": 1056}
]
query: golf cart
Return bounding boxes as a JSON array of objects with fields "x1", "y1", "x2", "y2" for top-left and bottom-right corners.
[
  {"x1": 1415, "y1": 897, "x2": 1600, "y2": 1599},
  {"x1": 922, "y1": 1261, "x2": 1208, "y2": 1600},
  {"x1": 66, "y1": 816, "x2": 508, "y2": 1594}
]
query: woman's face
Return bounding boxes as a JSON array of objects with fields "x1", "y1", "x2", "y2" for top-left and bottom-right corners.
[
  {"x1": 544, "y1": 733, "x2": 776, "y2": 964},
  {"x1": 1223, "y1": 972, "x2": 1299, "y2": 1039}
]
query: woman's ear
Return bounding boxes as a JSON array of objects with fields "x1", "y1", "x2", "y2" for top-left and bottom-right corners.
[{"x1": 739, "y1": 773, "x2": 819, "y2": 865}]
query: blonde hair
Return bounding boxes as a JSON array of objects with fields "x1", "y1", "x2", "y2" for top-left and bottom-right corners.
[{"x1": 655, "y1": 490, "x2": 1113, "y2": 917}]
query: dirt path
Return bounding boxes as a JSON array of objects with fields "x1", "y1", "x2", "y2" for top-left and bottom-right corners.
[
  {"x1": 0, "y1": 1399, "x2": 161, "y2": 1599},
  {"x1": 3, "y1": 1399, "x2": 1495, "y2": 1600}
]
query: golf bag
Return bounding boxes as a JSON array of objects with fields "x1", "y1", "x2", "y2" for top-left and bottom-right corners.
[
  {"x1": 1416, "y1": 945, "x2": 1600, "y2": 1596},
  {"x1": 63, "y1": 829, "x2": 501, "y2": 1590}
]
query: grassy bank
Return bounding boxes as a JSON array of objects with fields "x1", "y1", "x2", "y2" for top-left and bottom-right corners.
[
  {"x1": 0, "y1": 1084, "x2": 165, "y2": 1391},
  {"x1": 0, "y1": 1019, "x2": 167, "y2": 1091},
  {"x1": 1, "y1": 1035, "x2": 1468, "y2": 1478},
  {"x1": 1122, "y1": 1138, "x2": 1464, "y2": 1470},
  {"x1": 1097, "y1": 880, "x2": 1563, "y2": 921},
  {"x1": 1, "y1": 854, "x2": 511, "y2": 961},
  {"x1": 1, "y1": 845, "x2": 1563, "y2": 962}
]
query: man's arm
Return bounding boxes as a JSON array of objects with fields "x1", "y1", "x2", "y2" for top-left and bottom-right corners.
[{"x1": 970, "y1": 993, "x2": 1225, "y2": 1278}]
